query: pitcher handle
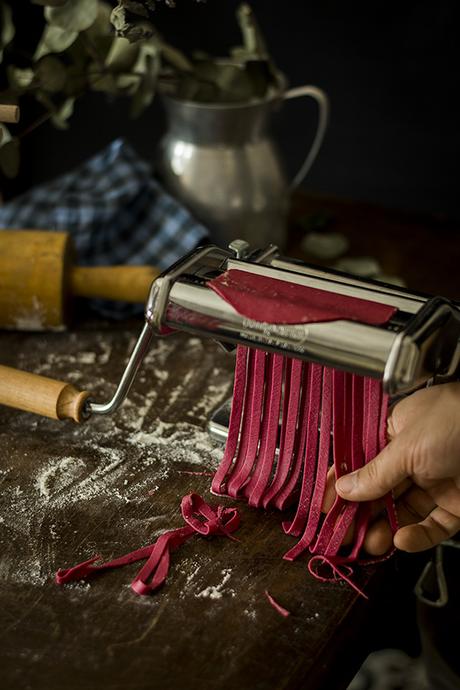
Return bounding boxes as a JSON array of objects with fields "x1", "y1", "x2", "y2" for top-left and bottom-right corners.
[{"x1": 283, "y1": 85, "x2": 329, "y2": 191}]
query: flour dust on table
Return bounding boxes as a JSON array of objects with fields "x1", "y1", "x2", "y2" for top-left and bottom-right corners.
[{"x1": 0, "y1": 333, "x2": 232, "y2": 588}]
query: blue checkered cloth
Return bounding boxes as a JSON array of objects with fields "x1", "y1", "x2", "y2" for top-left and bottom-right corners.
[{"x1": 0, "y1": 139, "x2": 209, "y2": 318}]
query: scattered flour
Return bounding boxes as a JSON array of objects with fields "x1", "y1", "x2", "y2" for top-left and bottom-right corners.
[
  {"x1": 0, "y1": 334, "x2": 231, "y2": 588},
  {"x1": 14, "y1": 296, "x2": 48, "y2": 331},
  {"x1": 36, "y1": 457, "x2": 86, "y2": 501},
  {"x1": 196, "y1": 568, "x2": 234, "y2": 600}
]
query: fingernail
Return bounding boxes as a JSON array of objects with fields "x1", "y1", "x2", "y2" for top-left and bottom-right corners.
[{"x1": 336, "y1": 472, "x2": 357, "y2": 495}]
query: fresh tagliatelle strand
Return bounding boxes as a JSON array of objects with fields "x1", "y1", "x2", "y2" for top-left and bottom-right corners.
[
  {"x1": 227, "y1": 349, "x2": 267, "y2": 498},
  {"x1": 283, "y1": 364, "x2": 324, "y2": 542},
  {"x1": 263, "y1": 358, "x2": 304, "y2": 508},
  {"x1": 245, "y1": 353, "x2": 284, "y2": 507},
  {"x1": 211, "y1": 346, "x2": 248, "y2": 496},
  {"x1": 56, "y1": 494, "x2": 241, "y2": 596},
  {"x1": 273, "y1": 362, "x2": 312, "y2": 512}
]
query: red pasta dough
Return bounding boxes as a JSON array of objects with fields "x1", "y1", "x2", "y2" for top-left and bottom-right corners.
[
  {"x1": 56, "y1": 494, "x2": 240, "y2": 596},
  {"x1": 209, "y1": 270, "x2": 399, "y2": 592}
]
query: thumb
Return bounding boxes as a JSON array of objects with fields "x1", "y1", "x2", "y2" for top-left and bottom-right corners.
[{"x1": 335, "y1": 440, "x2": 408, "y2": 501}]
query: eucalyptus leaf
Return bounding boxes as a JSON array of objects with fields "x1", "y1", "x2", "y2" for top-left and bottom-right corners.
[
  {"x1": 35, "y1": 56, "x2": 68, "y2": 93},
  {"x1": 129, "y1": 40, "x2": 159, "y2": 115},
  {"x1": 85, "y1": 1, "x2": 113, "y2": 40},
  {"x1": 50, "y1": 97, "x2": 75, "y2": 128},
  {"x1": 110, "y1": 6, "x2": 129, "y2": 35},
  {"x1": 237, "y1": 3, "x2": 267, "y2": 59},
  {"x1": 105, "y1": 36, "x2": 139, "y2": 72},
  {"x1": 34, "y1": 23, "x2": 79, "y2": 60},
  {"x1": 88, "y1": 64, "x2": 118, "y2": 93},
  {"x1": 7, "y1": 65, "x2": 35, "y2": 91},
  {"x1": 176, "y1": 73, "x2": 217, "y2": 102},
  {"x1": 192, "y1": 61, "x2": 254, "y2": 102},
  {"x1": 132, "y1": 39, "x2": 158, "y2": 76},
  {"x1": 32, "y1": 1, "x2": 68, "y2": 6},
  {"x1": 111, "y1": 6, "x2": 155, "y2": 42},
  {"x1": 115, "y1": 72, "x2": 140, "y2": 93},
  {"x1": 158, "y1": 40, "x2": 192, "y2": 72},
  {"x1": 0, "y1": 123, "x2": 11, "y2": 147},
  {"x1": 0, "y1": 2, "x2": 15, "y2": 61},
  {"x1": 45, "y1": 0, "x2": 99, "y2": 33},
  {"x1": 35, "y1": 89, "x2": 74, "y2": 129},
  {"x1": 0, "y1": 133, "x2": 20, "y2": 178}
]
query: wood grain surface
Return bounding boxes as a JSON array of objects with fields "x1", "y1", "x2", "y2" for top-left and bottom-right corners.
[
  {"x1": 0, "y1": 322, "x2": 407, "y2": 690},
  {"x1": 2, "y1": 193, "x2": 451, "y2": 690}
]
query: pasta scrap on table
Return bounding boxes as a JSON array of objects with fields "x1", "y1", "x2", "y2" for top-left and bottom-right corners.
[{"x1": 56, "y1": 494, "x2": 240, "y2": 596}]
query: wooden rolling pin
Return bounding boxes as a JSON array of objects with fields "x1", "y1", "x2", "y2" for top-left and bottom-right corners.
[
  {"x1": 0, "y1": 230, "x2": 160, "y2": 329},
  {"x1": 0, "y1": 364, "x2": 89, "y2": 422},
  {"x1": 0, "y1": 104, "x2": 20, "y2": 123}
]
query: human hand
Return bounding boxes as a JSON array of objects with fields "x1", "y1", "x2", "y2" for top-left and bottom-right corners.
[{"x1": 335, "y1": 382, "x2": 460, "y2": 554}]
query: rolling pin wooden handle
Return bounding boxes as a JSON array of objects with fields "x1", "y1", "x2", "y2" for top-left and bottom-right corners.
[
  {"x1": 0, "y1": 365, "x2": 90, "y2": 423},
  {"x1": 70, "y1": 265, "x2": 160, "y2": 303}
]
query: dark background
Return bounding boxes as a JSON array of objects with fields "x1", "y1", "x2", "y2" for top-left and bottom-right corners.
[{"x1": 11, "y1": 0, "x2": 460, "y2": 218}]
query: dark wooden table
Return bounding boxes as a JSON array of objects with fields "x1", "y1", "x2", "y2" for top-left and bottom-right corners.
[{"x1": 0, "y1": 195, "x2": 458, "y2": 690}]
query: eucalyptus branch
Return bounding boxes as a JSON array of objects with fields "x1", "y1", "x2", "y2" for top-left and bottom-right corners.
[{"x1": 0, "y1": 0, "x2": 280, "y2": 177}]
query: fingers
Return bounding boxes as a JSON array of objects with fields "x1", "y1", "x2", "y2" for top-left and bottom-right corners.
[
  {"x1": 321, "y1": 474, "x2": 411, "y2": 552},
  {"x1": 427, "y1": 478, "x2": 460, "y2": 517},
  {"x1": 365, "y1": 484, "x2": 460, "y2": 554},
  {"x1": 364, "y1": 484, "x2": 436, "y2": 556},
  {"x1": 335, "y1": 439, "x2": 408, "y2": 502},
  {"x1": 322, "y1": 467, "x2": 336, "y2": 513},
  {"x1": 391, "y1": 481, "x2": 460, "y2": 552},
  {"x1": 394, "y1": 507, "x2": 460, "y2": 552},
  {"x1": 325, "y1": 453, "x2": 460, "y2": 554},
  {"x1": 323, "y1": 472, "x2": 411, "y2": 515},
  {"x1": 363, "y1": 520, "x2": 393, "y2": 556}
]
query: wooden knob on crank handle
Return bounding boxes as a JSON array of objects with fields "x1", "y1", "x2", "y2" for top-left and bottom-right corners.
[{"x1": 0, "y1": 364, "x2": 90, "y2": 423}]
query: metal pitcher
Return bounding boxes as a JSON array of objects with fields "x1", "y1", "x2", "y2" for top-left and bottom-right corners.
[{"x1": 157, "y1": 84, "x2": 329, "y2": 248}]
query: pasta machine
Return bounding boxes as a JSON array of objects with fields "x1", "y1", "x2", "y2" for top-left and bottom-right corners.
[{"x1": 86, "y1": 240, "x2": 460, "y2": 432}]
